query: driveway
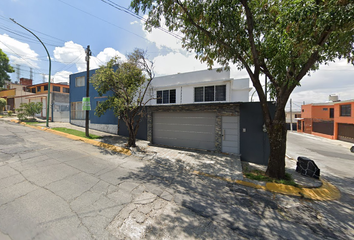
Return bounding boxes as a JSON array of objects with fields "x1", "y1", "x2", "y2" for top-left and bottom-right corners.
[{"x1": 0, "y1": 121, "x2": 353, "y2": 239}]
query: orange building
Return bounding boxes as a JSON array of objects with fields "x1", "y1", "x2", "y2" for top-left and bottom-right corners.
[
  {"x1": 0, "y1": 79, "x2": 70, "y2": 121},
  {"x1": 298, "y1": 99, "x2": 354, "y2": 143}
]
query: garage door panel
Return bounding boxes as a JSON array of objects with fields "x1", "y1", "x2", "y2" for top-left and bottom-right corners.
[{"x1": 153, "y1": 112, "x2": 216, "y2": 151}]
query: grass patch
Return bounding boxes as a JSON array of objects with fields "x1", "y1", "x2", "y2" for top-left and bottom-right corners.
[
  {"x1": 52, "y1": 127, "x2": 101, "y2": 139},
  {"x1": 244, "y1": 169, "x2": 298, "y2": 187}
]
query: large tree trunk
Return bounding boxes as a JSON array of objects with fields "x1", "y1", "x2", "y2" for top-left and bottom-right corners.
[
  {"x1": 266, "y1": 112, "x2": 287, "y2": 179},
  {"x1": 127, "y1": 123, "x2": 137, "y2": 147}
]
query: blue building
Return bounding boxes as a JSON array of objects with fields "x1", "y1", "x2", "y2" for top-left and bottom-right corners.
[{"x1": 69, "y1": 68, "x2": 119, "y2": 134}]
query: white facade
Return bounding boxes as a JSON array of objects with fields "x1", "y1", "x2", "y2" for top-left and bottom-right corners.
[{"x1": 147, "y1": 69, "x2": 250, "y2": 105}]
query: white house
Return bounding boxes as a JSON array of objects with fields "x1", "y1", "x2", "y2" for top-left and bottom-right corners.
[{"x1": 147, "y1": 69, "x2": 251, "y2": 105}]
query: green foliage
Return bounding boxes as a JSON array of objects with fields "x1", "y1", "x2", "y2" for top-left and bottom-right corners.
[
  {"x1": 245, "y1": 170, "x2": 298, "y2": 187},
  {"x1": 0, "y1": 98, "x2": 6, "y2": 113},
  {"x1": 17, "y1": 102, "x2": 43, "y2": 120},
  {"x1": 52, "y1": 127, "x2": 101, "y2": 139},
  {"x1": 0, "y1": 49, "x2": 15, "y2": 87},
  {"x1": 7, "y1": 110, "x2": 13, "y2": 116},
  {"x1": 131, "y1": 0, "x2": 354, "y2": 178},
  {"x1": 91, "y1": 49, "x2": 154, "y2": 147},
  {"x1": 92, "y1": 57, "x2": 146, "y2": 117}
]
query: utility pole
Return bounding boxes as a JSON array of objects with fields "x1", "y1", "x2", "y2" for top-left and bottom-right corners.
[
  {"x1": 290, "y1": 98, "x2": 293, "y2": 131},
  {"x1": 85, "y1": 45, "x2": 91, "y2": 137}
]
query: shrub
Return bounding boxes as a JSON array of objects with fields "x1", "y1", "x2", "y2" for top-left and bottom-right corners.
[
  {"x1": 0, "y1": 98, "x2": 6, "y2": 114},
  {"x1": 16, "y1": 102, "x2": 43, "y2": 120},
  {"x1": 7, "y1": 110, "x2": 13, "y2": 116}
]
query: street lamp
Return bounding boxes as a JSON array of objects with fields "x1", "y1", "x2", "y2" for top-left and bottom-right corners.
[{"x1": 10, "y1": 18, "x2": 52, "y2": 128}]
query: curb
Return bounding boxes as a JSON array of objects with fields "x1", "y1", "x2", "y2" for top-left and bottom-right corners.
[
  {"x1": 9, "y1": 119, "x2": 131, "y2": 156},
  {"x1": 192, "y1": 170, "x2": 341, "y2": 201}
]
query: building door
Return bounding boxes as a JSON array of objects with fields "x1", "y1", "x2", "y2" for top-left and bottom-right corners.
[
  {"x1": 153, "y1": 111, "x2": 216, "y2": 150},
  {"x1": 222, "y1": 116, "x2": 240, "y2": 154}
]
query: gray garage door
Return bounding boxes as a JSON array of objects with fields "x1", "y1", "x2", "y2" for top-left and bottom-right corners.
[{"x1": 153, "y1": 112, "x2": 216, "y2": 150}]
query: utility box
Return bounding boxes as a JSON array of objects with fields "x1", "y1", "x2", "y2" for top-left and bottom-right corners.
[{"x1": 296, "y1": 156, "x2": 320, "y2": 179}]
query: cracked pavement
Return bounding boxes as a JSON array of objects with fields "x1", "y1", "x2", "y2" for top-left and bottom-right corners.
[{"x1": 0, "y1": 120, "x2": 353, "y2": 240}]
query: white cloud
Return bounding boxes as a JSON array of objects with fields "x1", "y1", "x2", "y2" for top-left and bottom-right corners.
[
  {"x1": 52, "y1": 70, "x2": 72, "y2": 83},
  {"x1": 0, "y1": 34, "x2": 39, "y2": 68},
  {"x1": 92, "y1": 47, "x2": 126, "y2": 68},
  {"x1": 292, "y1": 59, "x2": 354, "y2": 103},
  {"x1": 53, "y1": 41, "x2": 86, "y2": 72},
  {"x1": 141, "y1": 16, "x2": 184, "y2": 51},
  {"x1": 153, "y1": 52, "x2": 210, "y2": 76},
  {"x1": 54, "y1": 42, "x2": 126, "y2": 72},
  {"x1": 130, "y1": 21, "x2": 138, "y2": 25}
]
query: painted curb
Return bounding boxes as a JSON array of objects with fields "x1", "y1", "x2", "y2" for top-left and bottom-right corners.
[
  {"x1": 193, "y1": 170, "x2": 341, "y2": 201},
  {"x1": 20, "y1": 122, "x2": 131, "y2": 156}
]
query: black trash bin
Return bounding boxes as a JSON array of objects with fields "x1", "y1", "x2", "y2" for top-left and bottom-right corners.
[{"x1": 296, "y1": 156, "x2": 320, "y2": 179}]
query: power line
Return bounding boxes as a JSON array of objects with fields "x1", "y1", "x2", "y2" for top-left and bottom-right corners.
[
  {"x1": 99, "y1": 0, "x2": 184, "y2": 41},
  {"x1": 56, "y1": 0, "x2": 147, "y2": 41}
]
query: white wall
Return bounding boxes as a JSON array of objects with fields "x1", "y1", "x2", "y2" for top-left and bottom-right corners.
[
  {"x1": 152, "y1": 68, "x2": 230, "y2": 88},
  {"x1": 147, "y1": 69, "x2": 250, "y2": 105}
]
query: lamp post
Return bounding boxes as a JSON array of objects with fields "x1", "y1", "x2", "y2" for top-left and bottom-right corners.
[{"x1": 10, "y1": 18, "x2": 51, "y2": 127}]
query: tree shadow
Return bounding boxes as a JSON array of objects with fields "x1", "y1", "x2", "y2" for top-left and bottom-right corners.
[{"x1": 108, "y1": 151, "x2": 354, "y2": 239}]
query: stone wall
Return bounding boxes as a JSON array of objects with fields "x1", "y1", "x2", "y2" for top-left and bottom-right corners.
[{"x1": 147, "y1": 103, "x2": 240, "y2": 152}]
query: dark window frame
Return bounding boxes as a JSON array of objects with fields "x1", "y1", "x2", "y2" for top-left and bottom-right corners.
[
  {"x1": 37, "y1": 86, "x2": 41, "y2": 92},
  {"x1": 156, "y1": 89, "x2": 176, "y2": 104},
  {"x1": 53, "y1": 86, "x2": 61, "y2": 92},
  {"x1": 194, "y1": 84, "x2": 226, "y2": 102},
  {"x1": 63, "y1": 87, "x2": 70, "y2": 93},
  {"x1": 340, "y1": 104, "x2": 351, "y2": 117},
  {"x1": 329, "y1": 108, "x2": 334, "y2": 118}
]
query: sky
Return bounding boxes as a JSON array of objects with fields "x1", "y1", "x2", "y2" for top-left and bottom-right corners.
[{"x1": 1, "y1": 0, "x2": 353, "y2": 111}]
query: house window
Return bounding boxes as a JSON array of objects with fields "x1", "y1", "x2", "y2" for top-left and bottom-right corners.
[
  {"x1": 75, "y1": 76, "x2": 85, "y2": 87},
  {"x1": 329, "y1": 108, "x2": 334, "y2": 118},
  {"x1": 194, "y1": 85, "x2": 226, "y2": 102},
  {"x1": 71, "y1": 102, "x2": 84, "y2": 120},
  {"x1": 31, "y1": 88, "x2": 36, "y2": 93},
  {"x1": 44, "y1": 85, "x2": 48, "y2": 91},
  {"x1": 323, "y1": 108, "x2": 328, "y2": 111},
  {"x1": 37, "y1": 86, "x2": 41, "y2": 92},
  {"x1": 63, "y1": 87, "x2": 70, "y2": 93},
  {"x1": 340, "y1": 104, "x2": 351, "y2": 117},
  {"x1": 294, "y1": 114, "x2": 301, "y2": 118},
  {"x1": 53, "y1": 86, "x2": 61, "y2": 92},
  {"x1": 156, "y1": 89, "x2": 176, "y2": 104},
  {"x1": 194, "y1": 87, "x2": 204, "y2": 102}
]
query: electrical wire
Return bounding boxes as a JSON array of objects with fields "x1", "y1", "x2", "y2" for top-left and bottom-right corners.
[
  {"x1": 56, "y1": 0, "x2": 147, "y2": 41},
  {"x1": 100, "y1": 0, "x2": 184, "y2": 41}
]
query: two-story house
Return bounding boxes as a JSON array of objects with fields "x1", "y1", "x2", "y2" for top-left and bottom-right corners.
[
  {"x1": 70, "y1": 68, "x2": 274, "y2": 165},
  {"x1": 297, "y1": 95, "x2": 354, "y2": 143}
]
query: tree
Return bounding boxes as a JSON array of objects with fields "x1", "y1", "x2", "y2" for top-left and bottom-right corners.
[
  {"x1": 0, "y1": 98, "x2": 6, "y2": 114},
  {"x1": 91, "y1": 49, "x2": 154, "y2": 147},
  {"x1": 17, "y1": 102, "x2": 43, "y2": 120},
  {"x1": 131, "y1": 0, "x2": 354, "y2": 178},
  {"x1": 0, "y1": 49, "x2": 15, "y2": 87}
]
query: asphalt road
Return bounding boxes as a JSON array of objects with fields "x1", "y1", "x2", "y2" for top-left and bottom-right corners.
[
  {"x1": 286, "y1": 131, "x2": 354, "y2": 179},
  {"x1": 0, "y1": 121, "x2": 353, "y2": 240}
]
